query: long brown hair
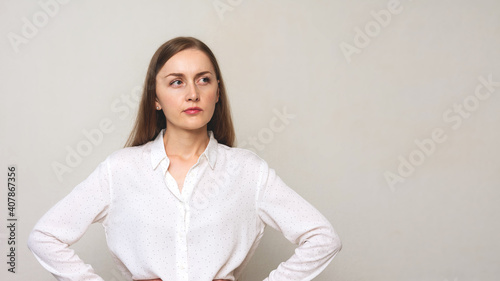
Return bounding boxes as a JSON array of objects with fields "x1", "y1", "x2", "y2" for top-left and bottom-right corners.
[{"x1": 124, "y1": 37, "x2": 235, "y2": 147}]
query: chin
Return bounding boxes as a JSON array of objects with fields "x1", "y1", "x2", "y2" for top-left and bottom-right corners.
[
  {"x1": 167, "y1": 117, "x2": 212, "y2": 132},
  {"x1": 180, "y1": 122, "x2": 210, "y2": 131}
]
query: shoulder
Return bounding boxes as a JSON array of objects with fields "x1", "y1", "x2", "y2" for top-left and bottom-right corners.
[
  {"x1": 216, "y1": 143, "x2": 269, "y2": 171},
  {"x1": 104, "y1": 141, "x2": 152, "y2": 168}
]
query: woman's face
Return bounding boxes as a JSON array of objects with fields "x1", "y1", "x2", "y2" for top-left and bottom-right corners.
[{"x1": 155, "y1": 48, "x2": 219, "y2": 132}]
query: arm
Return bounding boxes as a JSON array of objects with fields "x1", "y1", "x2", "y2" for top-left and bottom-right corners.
[
  {"x1": 27, "y1": 159, "x2": 111, "y2": 281},
  {"x1": 257, "y1": 163, "x2": 342, "y2": 281}
]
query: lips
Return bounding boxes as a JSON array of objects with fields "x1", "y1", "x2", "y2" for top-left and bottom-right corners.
[{"x1": 183, "y1": 107, "x2": 202, "y2": 114}]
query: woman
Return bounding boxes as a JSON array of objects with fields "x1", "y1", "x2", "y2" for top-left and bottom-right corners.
[{"x1": 28, "y1": 37, "x2": 342, "y2": 281}]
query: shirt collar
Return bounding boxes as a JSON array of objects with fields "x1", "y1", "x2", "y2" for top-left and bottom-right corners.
[{"x1": 150, "y1": 129, "x2": 218, "y2": 170}]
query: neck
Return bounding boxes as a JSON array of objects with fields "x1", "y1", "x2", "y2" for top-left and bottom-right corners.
[{"x1": 163, "y1": 126, "x2": 209, "y2": 160}]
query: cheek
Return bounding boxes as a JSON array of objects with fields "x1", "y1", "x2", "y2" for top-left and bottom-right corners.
[
  {"x1": 204, "y1": 88, "x2": 219, "y2": 103},
  {"x1": 155, "y1": 85, "x2": 165, "y2": 102},
  {"x1": 156, "y1": 89, "x2": 178, "y2": 106},
  {"x1": 209, "y1": 94, "x2": 218, "y2": 103}
]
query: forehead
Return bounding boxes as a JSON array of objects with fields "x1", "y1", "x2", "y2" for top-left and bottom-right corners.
[{"x1": 158, "y1": 48, "x2": 214, "y2": 76}]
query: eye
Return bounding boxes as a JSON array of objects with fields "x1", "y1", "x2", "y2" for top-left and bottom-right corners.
[
  {"x1": 198, "y1": 77, "x2": 210, "y2": 84},
  {"x1": 170, "y1": 80, "x2": 183, "y2": 87}
]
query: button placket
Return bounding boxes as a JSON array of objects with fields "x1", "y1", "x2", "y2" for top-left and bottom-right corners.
[
  {"x1": 170, "y1": 154, "x2": 205, "y2": 281},
  {"x1": 176, "y1": 200, "x2": 189, "y2": 281}
]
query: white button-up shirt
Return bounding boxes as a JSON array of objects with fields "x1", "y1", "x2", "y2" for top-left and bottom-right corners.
[{"x1": 28, "y1": 129, "x2": 341, "y2": 281}]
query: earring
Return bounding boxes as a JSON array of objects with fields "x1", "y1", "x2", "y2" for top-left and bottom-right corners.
[{"x1": 156, "y1": 106, "x2": 160, "y2": 110}]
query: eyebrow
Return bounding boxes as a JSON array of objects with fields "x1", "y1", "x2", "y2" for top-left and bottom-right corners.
[{"x1": 164, "y1": 71, "x2": 213, "y2": 78}]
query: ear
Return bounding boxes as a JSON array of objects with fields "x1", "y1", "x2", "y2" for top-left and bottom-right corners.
[
  {"x1": 155, "y1": 97, "x2": 161, "y2": 110},
  {"x1": 216, "y1": 80, "x2": 220, "y2": 103}
]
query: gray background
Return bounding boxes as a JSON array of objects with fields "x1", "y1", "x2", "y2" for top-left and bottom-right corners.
[{"x1": 1, "y1": 0, "x2": 499, "y2": 280}]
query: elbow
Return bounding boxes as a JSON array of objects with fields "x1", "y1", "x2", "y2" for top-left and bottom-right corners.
[
  {"x1": 308, "y1": 223, "x2": 342, "y2": 259},
  {"x1": 323, "y1": 228, "x2": 342, "y2": 258},
  {"x1": 27, "y1": 228, "x2": 38, "y2": 252},
  {"x1": 27, "y1": 228, "x2": 46, "y2": 255},
  {"x1": 330, "y1": 232, "x2": 342, "y2": 255},
  {"x1": 27, "y1": 228, "x2": 54, "y2": 262}
]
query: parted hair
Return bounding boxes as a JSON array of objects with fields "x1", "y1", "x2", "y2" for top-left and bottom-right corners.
[{"x1": 124, "y1": 36, "x2": 235, "y2": 148}]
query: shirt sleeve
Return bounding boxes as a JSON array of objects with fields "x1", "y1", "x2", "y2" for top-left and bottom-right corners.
[
  {"x1": 27, "y1": 158, "x2": 111, "y2": 281},
  {"x1": 256, "y1": 161, "x2": 342, "y2": 281}
]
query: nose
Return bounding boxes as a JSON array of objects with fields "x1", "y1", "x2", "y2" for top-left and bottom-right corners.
[{"x1": 186, "y1": 82, "x2": 200, "y2": 102}]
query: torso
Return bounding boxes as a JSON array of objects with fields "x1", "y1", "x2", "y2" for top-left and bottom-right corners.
[{"x1": 167, "y1": 157, "x2": 198, "y2": 193}]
